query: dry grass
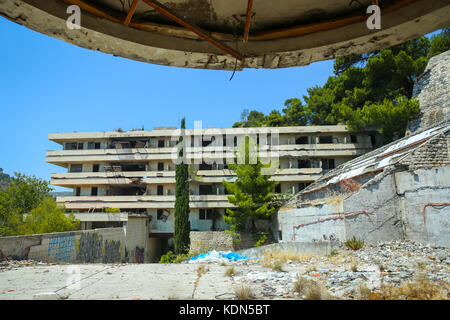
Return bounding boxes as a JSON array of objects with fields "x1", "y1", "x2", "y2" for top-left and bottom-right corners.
[
  {"x1": 192, "y1": 265, "x2": 210, "y2": 299},
  {"x1": 367, "y1": 274, "x2": 449, "y2": 300},
  {"x1": 234, "y1": 285, "x2": 253, "y2": 300},
  {"x1": 197, "y1": 264, "x2": 209, "y2": 277},
  {"x1": 262, "y1": 251, "x2": 312, "y2": 264},
  {"x1": 264, "y1": 259, "x2": 284, "y2": 272},
  {"x1": 354, "y1": 281, "x2": 372, "y2": 299},
  {"x1": 225, "y1": 266, "x2": 236, "y2": 277},
  {"x1": 293, "y1": 276, "x2": 333, "y2": 300}
]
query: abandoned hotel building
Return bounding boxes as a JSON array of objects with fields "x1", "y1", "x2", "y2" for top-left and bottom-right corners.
[{"x1": 46, "y1": 126, "x2": 382, "y2": 261}]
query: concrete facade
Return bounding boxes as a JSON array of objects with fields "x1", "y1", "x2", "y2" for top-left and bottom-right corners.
[{"x1": 46, "y1": 125, "x2": 379, "y2": 260}]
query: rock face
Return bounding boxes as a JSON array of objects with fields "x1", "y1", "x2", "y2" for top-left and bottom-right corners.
[{"x1": 407, "y1": 50, "x2": 450, "y2": 134}]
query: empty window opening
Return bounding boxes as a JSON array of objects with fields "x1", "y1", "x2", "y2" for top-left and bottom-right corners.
[
  {"x1": 199, "y1": 163, "x2": 213, "y2": 170},
  {"x1": 157, "y1": 185, "x2": 164, "y2": 196},
  {"x1": 93, "y1": 164, "x2": 100, "y2": 172},
  {"x1": 350, "y1": 135, "x2": 357, "y2": 143},
  {"x1": 107, "y1": 186, "x2": 145, "y2": 196},
  {"x1": 88, "y1": 142, "x2": 101, "y2": 149},
  {"x1": 319, "y1": 136, "x2": 333, "y2": 144},
  {"x1": 298, "y1": 159, "x2": 311, "y2": 169},
  {"x1": 199, "y1": 185, "x2": 214, "y2": 195},
  {"x1": 322, "y1": 159, "x2": 335, "y2": 170},
  {"x1": 65, "y1": 142, "x2": 84, "y2": 150},
  {"x1": 370, "y1": 134, "x2": 376, "y2": 146},
  {"x1": 157, "y1": 209, "x2": 167, "y2": 220},
  {"x1": 157, "y1": 162, "x2": 164, "y2": 171},
  {"x1": 275, "y1": 184, "x2": 281, "y2": 193},
  {"x1": 298, "y1": 182, "x2": 311, "y2": 191},
  {"x1": 296, "y1": 136, "x2": 308, "y2": 144},
  {"x1": 108, "y1": 163, "x2": 146, "y2": 172},
  {"x1": 91, "y1": 187, "x2": 98, "y2": 196},
  {"x1": 158, "y1": 140, "x2": 165, "y2": 148},
  {"x1": 75, "y1": 187, "x2": 81, "y2": 197},
  {"x1": 199, "y1": 209, "x2": 214, "y2": 220},
  {"x1": 70, "y1": 164, "x2": 83, "y2": 173}
]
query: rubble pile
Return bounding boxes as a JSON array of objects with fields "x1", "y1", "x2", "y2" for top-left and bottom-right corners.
[{"x1": 231, "y1": 240, "x2": 449, "y2": 299}]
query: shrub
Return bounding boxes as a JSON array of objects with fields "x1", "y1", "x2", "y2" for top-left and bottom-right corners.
[
  {"x1": 225, "y1": 266, "x2": 236, "y2": 277},
  {"x1": 345, "y1": 236, "x2": 365, "y2": 250},
  {"x1": 159, "y1": 251, "x2": 175, "y2": 263},
  {"x1": 234, "y1": 285, "x2": 253, "y2": 300}
]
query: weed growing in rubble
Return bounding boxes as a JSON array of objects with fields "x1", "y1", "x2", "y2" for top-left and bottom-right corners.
[
  {"x1": 354, "y1": 281, "x2": 372, "y2": 299},
  {"x1": 225, "y1": 266, "x2": 236, "y2": 277},
  {"x1": 367, "y1": 274, "x2": 450, "y2": 300},
  {"x1": 234, "y1": 285, "x2": 253, "y2": 300},
  {"x1": 264, "y1": 259, "x2": 284, "y2": 272},
  {"x1": 345, "y1": 236, "x2": 365, "y2": 250},
  {"x1": 294, "y1": 276, "x2": 332, "y2": 300},
  {"x1": 192, "y1": 265, "x2": 210, "y2": 299},
  {"x1": 263, "y1": 251, "x2": 311, "y2": 264},
  {"x1": 326, "y1": 249, "x2": 339, "y2": 258}
]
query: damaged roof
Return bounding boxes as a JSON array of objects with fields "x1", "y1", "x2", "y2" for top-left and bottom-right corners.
[
  {"x1": 284, "y1": 123, "x2": 450, "y2": 207},
  {"x1": 1, "y1": 0, "x2": 449, "y2": 69}
]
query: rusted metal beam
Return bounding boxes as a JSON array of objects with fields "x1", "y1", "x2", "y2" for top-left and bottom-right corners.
[
  {"x1": 252, "y1": 0, "x2": 418, "y2": 40},
  {"x1": 243, "y1": 0, "x2": 253, "y2": 42},
  {"x1": 124, "y1": 0, "x2": 140, "y2": 26},
  {"x1": 60, "y1": 0, "x2": 417, "y2": 44},
  {"x1": 140, "y1": 0, "x2": 244, "y2": 61}
]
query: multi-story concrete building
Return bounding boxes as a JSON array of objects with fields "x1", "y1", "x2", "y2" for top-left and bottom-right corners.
[{"x1": 46, "y1": 125, "x2": 380, "y2": 260}]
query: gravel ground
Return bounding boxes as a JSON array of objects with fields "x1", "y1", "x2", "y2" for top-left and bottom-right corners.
[{"x1": 0, "y1": 240, "x2": 448, "y2": 300}]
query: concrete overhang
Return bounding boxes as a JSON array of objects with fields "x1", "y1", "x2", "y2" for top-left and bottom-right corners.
[
  {"x1": 1, "y1": 0, "x2": 449, "y2": 70},
  {"x1": 47, "y1": 125, "x2": 356, "y2": 144}
]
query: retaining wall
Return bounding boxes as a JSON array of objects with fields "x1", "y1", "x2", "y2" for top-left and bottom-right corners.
[{"x1": 0, "y1": 228, "x2": 126, "y2": 263}]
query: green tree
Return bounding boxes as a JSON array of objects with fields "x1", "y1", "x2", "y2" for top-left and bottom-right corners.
[
  {"x1": 232, "y1": 29, "x2": 449, "y2": 143},
  {"x1": 0, "y1": 168, "x2": 10, "y2": 190},
  {"x1": 17, "y1": 198, "x2": 80, "y2": 235},
  {"x1": 174, "y1": 117, "x2": 191, "y2": 254},
  {"x1": 222, "y1": 136, "x2": 278, "y2": 232},
  {"x1": 0, "y1": 173, "x2": 53, "y2": 236},
  {"x1": 428, "y1": 28, "x2": 450, "y2": 58}
]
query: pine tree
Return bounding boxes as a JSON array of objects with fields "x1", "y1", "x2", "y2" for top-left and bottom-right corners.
[{"x1": 174, "y1": 117, "x2": 190, "y2": 254}]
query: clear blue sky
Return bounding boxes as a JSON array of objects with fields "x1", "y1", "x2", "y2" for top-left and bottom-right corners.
[
  {"x1": 0, "y1": 17, "x2": 334, "y2": 189},
  {"x1": 0, "y1": 17, "x2": 439, "y2": 191}
]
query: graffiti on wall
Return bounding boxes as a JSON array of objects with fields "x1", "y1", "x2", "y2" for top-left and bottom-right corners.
[
  {"x1": 48, "y1": 235, "x2": 75, "y2": 262},
  {"x1": 76, "y1": 232, "x2": 122, "y2": 263},
  {"x1": 103, "y1": 240, "x2": 122, "y2": 263},
  {"x1": 76, "y1": 233, "x2": 103, "y2": 263},
  {"x1": 135, "y1": 247, "x2": 144, "y2": 264}
]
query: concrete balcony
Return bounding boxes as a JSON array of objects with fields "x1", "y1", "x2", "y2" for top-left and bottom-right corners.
[
  {"x1": 50, "y1": 168, "x2": 323, "y2": 187},
  {"x1": 56, "y1": 195, "x2": 234, "y2": 210},
  {"x1": 46, "y1": 142, "x2": 373, "y2": 165}
]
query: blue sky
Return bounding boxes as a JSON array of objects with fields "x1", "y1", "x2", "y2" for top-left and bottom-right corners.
[
  {"x1": 0, "y1": 17, "x2": 334, "y2": 188},
  {"x1": 0, "y1": 17, "x2": 441, "y2": 190}
]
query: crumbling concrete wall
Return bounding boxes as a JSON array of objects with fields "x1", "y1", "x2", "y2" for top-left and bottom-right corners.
[
  {"x1": 278, "y1": 165, "x2": 450, "y2": 247},
  {"x1": 124, "y1": 216, "x2": 150, "y2": 263},
  {"x1": 0, "y1": 228, "x2": 126, "y2": 263}
]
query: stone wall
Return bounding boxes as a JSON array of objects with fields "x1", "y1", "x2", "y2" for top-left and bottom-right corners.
[
  {"x1": 0, "y1": 228, "x2": 126, "y2": 263},
  {"x1": 190, "y1": 231, "x2": 274, "y2": 253},
  {"x1": 407, "y1": 50, "x2": 450, "y2": 134}
]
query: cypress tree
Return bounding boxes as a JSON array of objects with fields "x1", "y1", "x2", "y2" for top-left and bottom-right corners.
[{"x1": 174, "y1": 117, "x2": 190, "y2": 254}]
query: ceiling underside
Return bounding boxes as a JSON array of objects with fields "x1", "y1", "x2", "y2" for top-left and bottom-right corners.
[{"x1": 1, "y1": 0, "x2": 449, "y2": 70}]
